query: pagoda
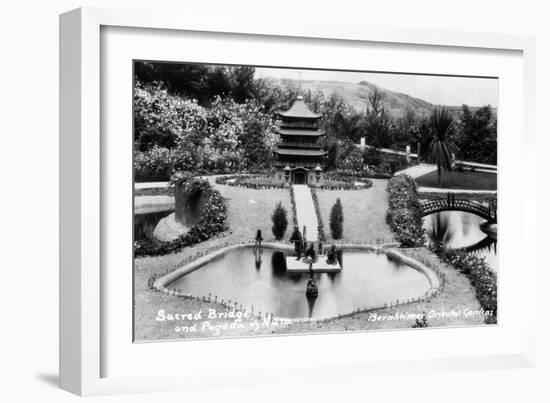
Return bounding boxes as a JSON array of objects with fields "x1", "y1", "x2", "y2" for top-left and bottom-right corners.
[{"x1": 273, "y1": 96, "x2": 326, "y2": 185}]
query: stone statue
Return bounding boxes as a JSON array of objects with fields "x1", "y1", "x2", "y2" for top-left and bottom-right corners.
[
  {"x1": 289, "y1": 226, "x2": 303, "y2": 260},
  {"x1": 326, "y1": 244, "x2": 337, "y2": 265}
]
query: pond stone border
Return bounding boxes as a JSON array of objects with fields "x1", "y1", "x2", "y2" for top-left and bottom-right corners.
[{"x1": 151, "y1": 242, "x2": 443, "y2": 324}]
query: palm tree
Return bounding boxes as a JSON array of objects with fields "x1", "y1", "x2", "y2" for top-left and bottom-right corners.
[
  {"x1": 332, "y1": 112, "x2": 365, "y2": 142},
  {"x1": 428, "y1": 106, "x2": 459, "y2": 187}
]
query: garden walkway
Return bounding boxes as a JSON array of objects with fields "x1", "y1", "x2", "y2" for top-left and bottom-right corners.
[
  {"x1": 135, "y1": 181, "x2": 169, "y2": 189},
  {"x1": 292, "y1": 185, "x2": 319, "y2": 242},
  {"x1": 394, "y1": 163, "x2": 437, "y2": 179}
]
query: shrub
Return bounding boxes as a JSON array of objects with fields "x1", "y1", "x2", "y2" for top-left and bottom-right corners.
[
  {"x1": 134, "y1": 82, "x2": 278, "y2": 176},
  {"x1": 326, "y1": 168, "x2": 390, "y2": 181},
  {"x1": 134, "y1": 83, "x2": 204, "y2": 151},
  {"x1": 431, "y1": 243, "x2": 497, "y2": 323},
  {"x1": 334, "y1": 139, "x2": 358, "y2": 169},
  {"x1": 329, "y1": 198, "x2": 344, "y2": 240},
  {"x1": 310, "y1": 188, "x2": 326, "y2": 242},
  {"x1": 325, "y1": 140, "x2": 339, "y2": 170},
  {"x1": 271, "y1": 202, "x2": 288, "y2": 240},
  {"x1": 412, "y1": 313, "x2": 428, "y2": 328},
  {"x1": 386, "y1": 175, "x2": 425, "y2": 247},
  {"x1": 364, "y1": 146, "x2": 382, "y2": 166},
  {"x1": 171, "y1": 172, "x2": 211, "y2": 206},
  {"x1": 340, "y1": 147, "x2": 364, "y2": 171},
  {"x1": 134, "y1": 179, "x2": 228, "y2": 257},
  {"x1": 134, "y1": 146, "x2": 177, "y2": 182},
  {"x1": 322, "y1": 170, "x2": 374, "y2": 190},
  {"x1": 289, "y1": 186, "x2": 299, "y2": 228}
]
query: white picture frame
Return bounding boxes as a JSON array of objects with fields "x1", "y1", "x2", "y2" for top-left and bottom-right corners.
[{"x1": 60, "y1": 6, "x2": 537, "y2": 396}]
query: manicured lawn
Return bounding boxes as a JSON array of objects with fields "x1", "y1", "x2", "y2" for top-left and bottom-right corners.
[
  {"x1": 316, "y1": 179, "x2": 395, "y2": 243},
  {"x1": 415, "y1": 170, "x2": 497, "y2": 190},
  {"x1": 134, "y1": 178, "x2": 489, "y2": 342},
  {"x1": 269, "y1": 248, "x2": 486, "y2": 333},
  {"x1": 134, "y1": 182, "x2": 296, "y2": 341},
  {"x1": 215, "y1": 183, "x2": 294, "y2": 242},
  {"x1": 134, "y1": 246, "x2": 486, "y2": 341}
]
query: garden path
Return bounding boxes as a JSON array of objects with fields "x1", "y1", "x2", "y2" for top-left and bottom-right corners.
[
  {"x1": 134, "y1": 181, "x2": 169, "y2": 189},
  {"x1": 394, "y1": 163, "x2": 437, "y2": 179},
  {"x1": 292, "y1": 184, "x2": 319, "y2": 242}
]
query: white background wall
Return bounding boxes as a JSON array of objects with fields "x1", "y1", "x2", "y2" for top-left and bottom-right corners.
[{"x1": 0, "y1": 0, "x2": 548, "y2": 401}]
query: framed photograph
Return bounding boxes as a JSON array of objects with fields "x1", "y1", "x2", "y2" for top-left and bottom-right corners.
[{"x1": 60, "y1": 7, "x2": 537, "y2": 396}]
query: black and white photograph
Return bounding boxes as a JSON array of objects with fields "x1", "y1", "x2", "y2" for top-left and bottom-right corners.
[
  {"x1": 133, "y1": 61, "x2": 498, "y2": 341},
  {"x1": 4, "y1": 0, "x2": 549, "y2": 400}
]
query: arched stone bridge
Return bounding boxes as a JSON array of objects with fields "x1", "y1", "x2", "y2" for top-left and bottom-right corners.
[{"x1": 420, "y1": 196, "x2": 497, "y2": 223}]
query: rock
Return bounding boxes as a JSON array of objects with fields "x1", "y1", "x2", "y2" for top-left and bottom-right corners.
[{"x1": 153, "y1": 212, "x2": 190, "y2": 243}]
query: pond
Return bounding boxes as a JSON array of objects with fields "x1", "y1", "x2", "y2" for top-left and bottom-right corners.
[
  {"x1": 423, "y1": 211, "x2": 497, "y2": 272},
  {"x1": 134, "y1": 209, "x2": 173, "y2": 243},
  {"x1": 167, "y1": 248, "x2": 431, "y2": 319}
]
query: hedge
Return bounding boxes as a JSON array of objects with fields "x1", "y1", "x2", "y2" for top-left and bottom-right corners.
[
  {"x1": 134, "y1": 179, "x2": 228, "y2": 257},
  {"x1": 431, "y1": 244, "x2": 497, "y2": 324},
  {"x1": 289, "y1": 185, "x2": 299, "y2": 228},
  {"x1": 310, "y1": 187, "x2": 327, "y2": 242},
  {"x1": 386, "y1": 175, "x2": 425, "y2": 247},
  {"x1": 329, "y1": 198, "x2": 344, "y2": 240}
]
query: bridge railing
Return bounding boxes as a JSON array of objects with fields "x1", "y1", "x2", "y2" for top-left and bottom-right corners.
[{"x1": 420, "y1": 198, "x2": 496, "y2": 222}]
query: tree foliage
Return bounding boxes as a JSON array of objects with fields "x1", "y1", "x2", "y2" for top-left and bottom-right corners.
[
  {"x1": 271, "y1": 202, "x2": 289, "y2": 241},
  {"x1": 134, "y1": 83, "x2": 277, "y2": 179},
  {"x1": 386, "y1": 175, "x2": 425, "y2": 247},
  {"x1": 428, "y1": 106, "x2": 459, "y2": 187},
  {"x1": 332, "y1": 112, "x2": 366, "y2": 142},
  {"x1": 134, "y1": 61, "x2": 497, "y2": 182},
  {"x1": 393, "y1": 108, "x2": 418, "y2": 149},
  {"x1": 329, "y1": 198, "x2": 344, "y2": 240},
  {"x1": 364, "y1": 88, "x2": 394, "y2": 148},
  {"x1": 135, "y1": 62, "x2": 256, "y2": 105},
  {"x1": 458, "y1": 105, "x2": 497, "y2": 164}
]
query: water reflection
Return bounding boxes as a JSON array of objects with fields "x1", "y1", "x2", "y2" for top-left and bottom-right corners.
[
  {"x1": 423, "y1": 211, "x2": 497, "y2": 272},
  {"x1": 134, "y1": 209, "x2": 173, "y2": 243},
  {"x1": 168, "y1": 248, "x2": 431, "y2": 319}
]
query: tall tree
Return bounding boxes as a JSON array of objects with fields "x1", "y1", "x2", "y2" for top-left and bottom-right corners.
[
  {"x1": 332, "y1": 112, "x2": 365, "y2": 142},
  {"x1": 271, "y1": 202, "x2": 288, "y2": 241},
  {"x1": 364, "y1": 88, "x2": 393, "y2": 148},
  {"x1": 240, "y1": 119, "x2": 272, "y2": 169},
  {"x1": 428, "y1": 106, "x2": 459, "y2": 187},
  {"x1": 329, "y1": 198, "x2": 344, "y2": 240},
  {"x1": 392, "y1": 108, "x2": 418, "y2": 149},
  {"x1": 458, "y1": 105, "x2": 497, "y2": 164},
  {"x1": 325, "y1": 140, "x2": 339, "y2": 170},
  {"x1": 230, "y1": 66, "x2": 256, "y2": 103}
]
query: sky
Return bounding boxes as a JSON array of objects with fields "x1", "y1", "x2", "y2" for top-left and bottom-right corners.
[{"x1": 255, "y1": 67, "x2": 498, "y2": 108}]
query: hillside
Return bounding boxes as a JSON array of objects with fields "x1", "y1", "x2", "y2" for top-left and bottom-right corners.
[{"x1": 271, "y1": 78, "x2": 496, "y2": 119}]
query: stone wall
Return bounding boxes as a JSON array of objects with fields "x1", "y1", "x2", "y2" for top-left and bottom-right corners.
[{"x1": 174, "y1": 183, "x2": 209, "y2": 225}]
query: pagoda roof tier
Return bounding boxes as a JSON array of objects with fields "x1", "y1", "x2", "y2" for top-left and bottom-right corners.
[
  {"x1": 276, "y1": 128, "x2": 325, "y2": 137},
  {"x1": 273, "y1": 147, "x2": 327, "y2": 157},
  {"x1": 277, "y1": 96, "x2": 322, "y2": 119}
]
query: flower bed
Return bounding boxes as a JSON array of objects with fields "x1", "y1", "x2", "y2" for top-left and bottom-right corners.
[
  {"x1": 320, "y1": 170, "x2": 373, "y2": 190},
  {"x1": 215, "y1": 174, "x2": 287, "y2": 189},
  {"x1": 430, "y1": 244, "x2": 497, "y2": 324},
  {"x1": 316, "y1": 179, "x2": 372, "y2": 190},
  {"x1": 134, "y1": 179, "x2": 228, "y2": 257},
  {"x1": 327, "y1": 168, "x2": 391, "y2": 180},
  {"x1": 386, "y1": 175, "x2": 425, "y2": 247}
]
